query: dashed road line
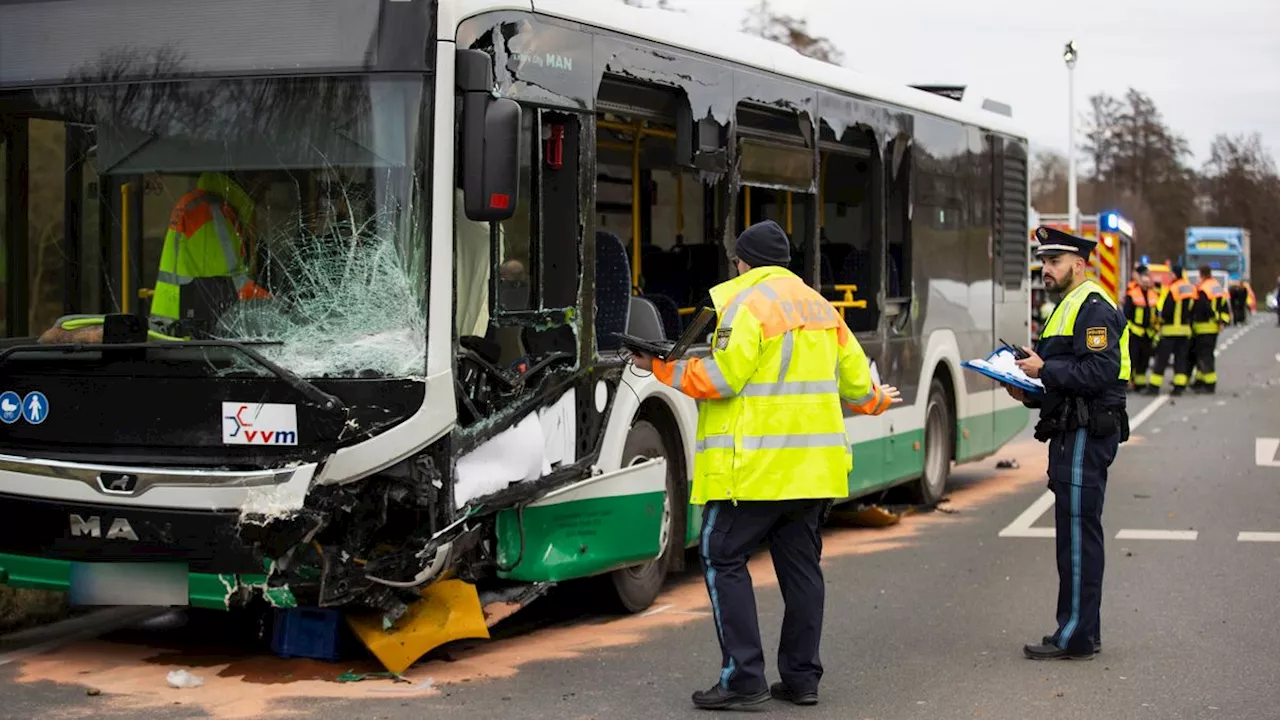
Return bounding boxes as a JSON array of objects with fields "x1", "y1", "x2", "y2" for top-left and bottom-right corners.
[
  {"x1": 1238, "y1": 532, "x2": 1280, "y2": 543},
  {"x1": 1256, "y1": 438, "x2": 1280, "y2": 468},
  {"x1": 1115, "y1": 529, "x2": 1198, "y2": 541}
]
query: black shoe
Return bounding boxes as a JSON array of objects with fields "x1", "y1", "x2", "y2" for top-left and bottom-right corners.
[
  {"x1": 1024, "y1": 642, "x2": 1094, "y2": 661},
  {"x1": 1172, "y1": 386, "x2": 1186, "y2": 396},
  {"x1": 692, "y1": 683, "x2": 771, "y2": 710},
  {"x1": 1043, "y1": 635, "x2": 1101, "y2": 653},
  {"x1": 770, "y1": 681, "x2": 818, "y2": 706}
]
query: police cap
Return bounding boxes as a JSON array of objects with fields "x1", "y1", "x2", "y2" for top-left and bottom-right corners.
[{"x1": 1033, "y1": 226, "x2": 1096, "y2": 260}]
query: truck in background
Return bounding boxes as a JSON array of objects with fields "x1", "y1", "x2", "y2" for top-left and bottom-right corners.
[{"x1": 1183, "y1": 226, "x2": 1255, "y2": 321}]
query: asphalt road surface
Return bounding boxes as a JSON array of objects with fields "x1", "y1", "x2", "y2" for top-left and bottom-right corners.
[{"x1": 2, "y1": 317, "x2": 1277, "y2": 720}]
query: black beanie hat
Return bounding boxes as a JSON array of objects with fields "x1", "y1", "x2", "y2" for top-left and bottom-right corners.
[{"x1": 733, "y1": 220, "x2": 791, "y2": 268}]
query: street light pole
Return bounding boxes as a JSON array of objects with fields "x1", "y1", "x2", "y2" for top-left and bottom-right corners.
[{"x1": 1064, "y1": 41, "x2": 1078, "y2": 233}]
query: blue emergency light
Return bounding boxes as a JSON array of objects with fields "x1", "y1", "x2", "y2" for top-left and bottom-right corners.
[{"x1": 1102, "y1": 212, "x2": 1118, "y2": 231}]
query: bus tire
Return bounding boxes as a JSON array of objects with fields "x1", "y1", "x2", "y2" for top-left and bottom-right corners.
[
  {"x1": 609, "y1": 418, "x2": 676, "y2": 613},
  {"x1": 908, "y1": 378, "x2": 953, "y2": 505}
]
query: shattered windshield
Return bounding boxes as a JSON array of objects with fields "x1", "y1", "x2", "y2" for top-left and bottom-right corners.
[{"x1": 10, "y1": 74, "x2": 429, "y2": 379}]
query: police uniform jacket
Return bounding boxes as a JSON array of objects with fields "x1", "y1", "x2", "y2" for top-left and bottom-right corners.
[{"x1": 1030, "y1": 278, "x2": 1131, "y2": 415}]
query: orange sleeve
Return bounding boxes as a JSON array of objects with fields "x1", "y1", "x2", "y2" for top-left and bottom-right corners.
[
  {"x1": 653, "y1": 357, "x2": 735, "y2": 400},
  {"x1": 843, "y1": 384, "x2": 890, "y2": 416}
]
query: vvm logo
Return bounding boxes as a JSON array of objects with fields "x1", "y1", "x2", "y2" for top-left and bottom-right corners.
[{"x1": 223, "y1": 404, "x2": 299, "y2": 445}]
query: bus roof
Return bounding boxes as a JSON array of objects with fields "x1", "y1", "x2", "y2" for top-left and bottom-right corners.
[{"x1": 443, "y1": 0, "x2": 1027, "y2": 140}]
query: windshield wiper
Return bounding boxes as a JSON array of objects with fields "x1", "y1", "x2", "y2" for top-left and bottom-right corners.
[{"x1": 0, "y1": 339, "x2": 346, "y2": 416}]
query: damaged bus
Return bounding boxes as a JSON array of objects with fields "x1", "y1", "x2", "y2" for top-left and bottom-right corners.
[{"x1": 0, "y1": 0, "x2": 1030, "y2": 670}]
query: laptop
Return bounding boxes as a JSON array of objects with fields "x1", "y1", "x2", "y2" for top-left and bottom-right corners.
[{"x1": 615, "y1": 306, "x2": 717, "y2": 361}]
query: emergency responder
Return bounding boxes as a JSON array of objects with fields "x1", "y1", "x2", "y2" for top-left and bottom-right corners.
[
  {"x1": 1006, "y1": 226, "x2": 1129, "y2": 661},
  {"x1": 629, "y1": 220, "x2": 901, "y2": 709},
  {"x1": 1123, "y1": 266, "x2": 1158, "y2": 391},
  {"x1": 1147, "y1": 264, "x2": 1196, "y2": 395},
  {"x1": 1190, "y1": 265, "x2": 1232, "y2": 393},
  {"x1": 149, "y1": 170, "x2": 272, "y2": 337}
]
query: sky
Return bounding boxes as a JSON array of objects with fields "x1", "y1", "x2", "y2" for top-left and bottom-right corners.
[{"x1": 644, "y1": 0, "x2": 1280, "y2": 168}]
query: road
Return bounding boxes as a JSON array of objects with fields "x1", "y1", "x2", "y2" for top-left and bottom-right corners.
[{"x1": 2, "y1": 317, "x2": 1278, "y2": 720}]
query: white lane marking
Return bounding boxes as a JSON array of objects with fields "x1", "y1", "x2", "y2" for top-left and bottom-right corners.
[
  {"x1": 1257, "y1": 438, "x2": 1280, "y2": 467},
  {"x1": 641, "y1": 604, "x2": 673, "y2": 617},
  {"x1": 1238, "y1": 532, "x2": 1280, "y2": 542},
  {"x1": 1115, "y1": 529, "x2": 1198, "y2": 540},
  {"x1": 998, "y1": 395, "x2": 1169, "y2": 539},
  {"x1": 998, "y1": 491, "x2": 1057, "y2": 538}
]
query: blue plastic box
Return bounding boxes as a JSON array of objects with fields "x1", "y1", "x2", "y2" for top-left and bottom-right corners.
[{"x1": 270, "y1": 607, "x2": 344, "y2": 661}]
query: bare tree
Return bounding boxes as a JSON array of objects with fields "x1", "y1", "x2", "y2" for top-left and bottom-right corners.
[
  {"x1": 1201, "y1": 132, "x2": 1280, "y2": 284},
  {"x1": 742, "y1": 0, "x2": 845, "y2": 65}
]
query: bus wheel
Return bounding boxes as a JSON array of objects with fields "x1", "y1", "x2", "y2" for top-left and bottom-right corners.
[
  {"x1": 610, "y1": 419, "x2": 676, "y2": 613},
  {"x1": 908, "y1": 378, "x2": 953, "y2": 505}
]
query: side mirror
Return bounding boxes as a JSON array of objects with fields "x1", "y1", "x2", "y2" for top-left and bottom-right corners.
[{"x1": 457, "y1": 49, "x2": 521, "y2": 222}]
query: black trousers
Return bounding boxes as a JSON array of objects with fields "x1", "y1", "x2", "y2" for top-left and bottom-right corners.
[
  {"x1": 700, "y1": 499, "x2": 825, "y2": 695},
  {"x1": 1127, "y1": 332, "x2": 1153, "y2": 386},
  {"x1": 1045, "y1": 428, "x2": 1118, "y2": 654},
  {"x1": 1192, "y1": 333, "x2": 1218, "y2": 386},
  {"x1": 1150, "y1": 335, "x2": 1191, "y2": 388}
]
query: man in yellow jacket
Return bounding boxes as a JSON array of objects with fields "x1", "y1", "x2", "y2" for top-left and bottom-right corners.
[{"x1": 631, "y1": 220, "x2": 899, "y2": 710}]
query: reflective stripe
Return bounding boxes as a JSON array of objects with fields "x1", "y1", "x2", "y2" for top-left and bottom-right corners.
[
  {"x1": 701, "y1": 357, "x2": 735, "y2": 398},
  {"x1": 740, "y1": 379, "x2": 838, "y2": 397},
  {"x1": 156, "y1": 270, "x2": 193, "y2": 286},
  {"x1": 719, "y1": 288, "x2": 755, "y2": 328},
  {"x1": 755, "y1": 282, "x2": 780, "y2": 302},
  {"x1": 696, "y1": 435, "x2": 735, "y2": 452},
  {"x1": 671, "y1": 360, "x2": 686, "y2": 389},
  {"x1": 741, "y1": 432, "x2": 848, "y2": 451},
  {"x1": 211, "y1": 211, "x2": 240, "y2": 274},
  {"x1": 845, "y1": 389, "x2": 877, "y2": 407},
  {"x1": 777, "y1": 330, "x2": 794, "y2": 384}
]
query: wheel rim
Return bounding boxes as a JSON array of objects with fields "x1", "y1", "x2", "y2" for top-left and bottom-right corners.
[
  {"x1": 622, "y1": 452, "x2": 671, "y2": 579},
  {"x1": 924, "y1": 399, "x2": 948, "y2": 496}
]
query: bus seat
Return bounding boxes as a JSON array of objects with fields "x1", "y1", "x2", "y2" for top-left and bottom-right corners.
[
  {"x1": 627, "y1": 296, "x2": 666, "y2": 342},
  {"x1": 595, "y1": 230, "x2": 632, "y2": 352},
  {"x1": 643, "y1": 292, "x2": 683, "y2": 339}
]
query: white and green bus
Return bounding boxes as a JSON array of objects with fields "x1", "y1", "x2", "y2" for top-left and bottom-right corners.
[{"x1": 0, "y1": 0, "x2": 1028, "y2": 659}]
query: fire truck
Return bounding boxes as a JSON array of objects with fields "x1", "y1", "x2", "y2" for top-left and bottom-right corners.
[{"x1": 1029, "y1": 211, "x2": 1135, "y2": 341}]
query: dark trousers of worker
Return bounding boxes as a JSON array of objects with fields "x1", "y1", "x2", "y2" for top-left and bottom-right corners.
[
  {"x1": 1046, "y1": 427, "x2": 1117, "y2": 654},
  {"x1": 1149, "y1": 335, "x2": 1191, "y2": 389},
  {"x1": 1192, "y1": 333, "x2": 1218, "y2": 388},
  {"x1": 700, "y1": 498, "x2": 825, "y2": 695},
  {"x1": 1127, "y1": 332, "x2": 1152, "y2": 387}
]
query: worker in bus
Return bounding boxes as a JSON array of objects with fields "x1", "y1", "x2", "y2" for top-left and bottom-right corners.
[
  {"x1": 1189, "y1": 265, "x2": 1232, "y2": 393},
  {"x1": 1006, "y1": 226, "x2": 1129, "y2": 661},
  {"x1": 629, "y1": 219, "x2": 900, "y2": 710},
  {"x1": 1122, "y1": 265, "x2": 1158, "y2": 392},
  {"x1": 148, "y1": 170, "x2": 272, "y2": 337},
  {"x1": 1147, "y1": 265, "x2": 1196, "y2": 395}
]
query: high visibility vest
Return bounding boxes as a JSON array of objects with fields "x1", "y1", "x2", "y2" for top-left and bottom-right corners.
[
  {"x1": 1040, "y1": 279, "x2": 1132, "y2": 382},
  {"x1": 150, "y1": 173, "x2": 268, "y2": 328},
  {"x1": 1156, "y1": 279, "x2": 1196, "y2": 337},
  {"x1": 653, "y1": 266, "x2": 890, "y2": 504},
  {"x1": 1192, "y1": 278, "x2": 1231, "y2": 335},
  {"x1": 1124, "y1": 283, "x2": 1158, "y2": 337}
]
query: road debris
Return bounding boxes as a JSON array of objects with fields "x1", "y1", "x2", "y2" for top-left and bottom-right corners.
[
  {"x1": 166, "y1": 669, "x2": 204, "y2": 689},
  {"x1": 996, "y1": 459, "x2": 1020, "y2": 469}
]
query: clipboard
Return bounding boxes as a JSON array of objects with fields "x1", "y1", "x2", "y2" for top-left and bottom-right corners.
[{"x1": 961, "y1": 347, "x2": 1045, "y2": 395}]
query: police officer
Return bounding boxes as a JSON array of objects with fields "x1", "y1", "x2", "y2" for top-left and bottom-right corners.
[
  {"x1": 1005, "y1": 226, "x2": 1130, "y2": 661},
  {"x1": 630, "y1": 220, "x2": 900, "y2": 709}
]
